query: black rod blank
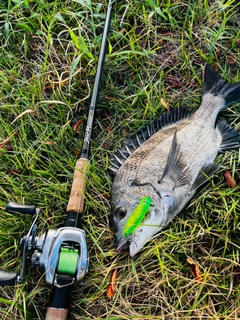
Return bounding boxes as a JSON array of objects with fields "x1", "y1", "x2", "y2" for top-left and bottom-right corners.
[{"x1": 81, "y1": 0, "x2": 115, "y2": 159}]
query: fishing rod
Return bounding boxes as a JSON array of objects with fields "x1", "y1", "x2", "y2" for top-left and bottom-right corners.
[{"x1": 0, "y1": 0, "x2": 115, "y2": 319}]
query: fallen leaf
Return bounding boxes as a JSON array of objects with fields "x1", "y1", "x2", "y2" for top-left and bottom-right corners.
[
  {"x1": 43, "y1": 83, "x2": 53, "y2": 94},
  {"x1": 106, "y1": 126, "x2": 112, "y2": 133},
  {"x1": 161, "y1": 97, "x2": 170, "y2": 112},
  {"x1": 224, "y1": 171, "x2": 237, "y2": 188},
  {"x1": 187, "y1": 257, "x2": 203, "y2": 282},
  {"x1": 227, "y1": 55, "x2": 236, "y2": 65},
  {"x1": 106, "y1": 268, "x2": 117, "y2": 299},
  {"x1": 72, "y1": 119, "x2": 83, "y2": 132}
]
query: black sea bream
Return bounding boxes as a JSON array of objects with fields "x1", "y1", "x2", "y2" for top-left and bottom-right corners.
[{"x1": 110, "y1": 64, "x2": 240, "y2": 257}]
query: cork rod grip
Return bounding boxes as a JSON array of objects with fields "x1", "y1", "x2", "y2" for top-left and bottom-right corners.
[
  {"x1": 67, "y1": 158, "x2": 90, "y2": 214},
  {"x1": 45, "y1": 307, "x2": 68, "y2": 320}
]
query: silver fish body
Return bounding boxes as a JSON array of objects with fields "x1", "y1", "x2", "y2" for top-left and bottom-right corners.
[{"x1": 110, "y1": 64, "x2": 240, "y2": 257}]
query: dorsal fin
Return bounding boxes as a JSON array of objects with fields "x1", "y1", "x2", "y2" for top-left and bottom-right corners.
[{"x1": 109, "y1": 107, "x2": 194, "y2": 174}]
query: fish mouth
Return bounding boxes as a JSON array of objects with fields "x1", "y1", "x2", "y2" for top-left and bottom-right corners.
[
  {"x1": 116, "y1": 237, "x2": 138, "y2": 257},
  {"x1": 116, "y1": 237, "x2": 130, "y2": 253}
]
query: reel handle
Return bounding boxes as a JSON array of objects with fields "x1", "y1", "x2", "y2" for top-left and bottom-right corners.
[
  {"x1": 0, "y1": 203, "x2": 40, "y2": 287},
  {"x1": 6, "y1": 201, "x2": 36, "y2": 215}
]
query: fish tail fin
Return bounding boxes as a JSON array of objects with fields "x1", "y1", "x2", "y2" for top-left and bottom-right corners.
[{"x1": 202, "y1": 64, "x2": 240, "y2": 108}]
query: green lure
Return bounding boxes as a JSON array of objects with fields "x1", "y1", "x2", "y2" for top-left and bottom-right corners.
[{"x1": 122, "y1": 196, "x2": 152, "y2": 238}]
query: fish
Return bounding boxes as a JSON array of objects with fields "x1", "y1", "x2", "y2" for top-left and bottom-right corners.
[{"x1": 109, "y1": 64, "x2": 240, "y2": 257}]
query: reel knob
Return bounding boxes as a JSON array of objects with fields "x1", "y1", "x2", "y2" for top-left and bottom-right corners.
[{"x1": 0, "y1": 270, "x2": 17, "y2": 286}]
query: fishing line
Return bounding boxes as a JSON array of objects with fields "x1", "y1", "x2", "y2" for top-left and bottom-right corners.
[{"x1": 57, "y1": 248, "x2": 78, "y2": 276}]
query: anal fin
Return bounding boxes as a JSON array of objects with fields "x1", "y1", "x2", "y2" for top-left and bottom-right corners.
[{"x1": 190, "y1": 163, "x2": 221, "y2": 192}]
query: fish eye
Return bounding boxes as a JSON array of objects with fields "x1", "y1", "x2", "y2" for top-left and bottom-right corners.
[{"x1": 115, "y1": 207, "x2": 127, "y2": 220}]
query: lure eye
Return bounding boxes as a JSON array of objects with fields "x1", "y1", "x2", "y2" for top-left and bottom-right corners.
[{"x1": 116, "y1": 207, "x2": 127, "y2": 220}]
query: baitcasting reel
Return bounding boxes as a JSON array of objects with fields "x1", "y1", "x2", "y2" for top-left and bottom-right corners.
[{"x1": 0, "y1": 201, "x2": 88, "y2": 288}]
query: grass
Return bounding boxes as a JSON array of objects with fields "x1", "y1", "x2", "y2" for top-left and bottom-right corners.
[{"x1": 0, "y1": 0, "x2": 240, "y2": 319}]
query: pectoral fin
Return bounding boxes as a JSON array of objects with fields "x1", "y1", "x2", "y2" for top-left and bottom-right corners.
[{"x1": 159, "y1": 131, "x2": 189, "y2": 188}]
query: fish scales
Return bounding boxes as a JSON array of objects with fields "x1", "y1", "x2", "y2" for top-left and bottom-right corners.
[
  {"x1": 113, "y1": 117, "x2": 193, "y2": 185},
  {"x1": 110, "y1": 64, "x2": 240, "y2": 257}
]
